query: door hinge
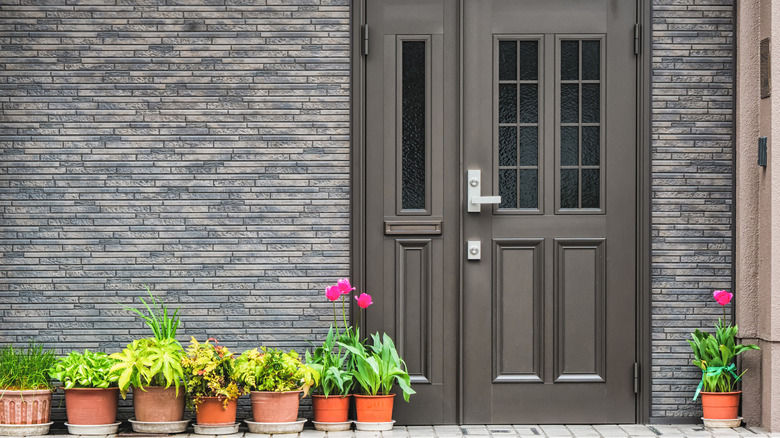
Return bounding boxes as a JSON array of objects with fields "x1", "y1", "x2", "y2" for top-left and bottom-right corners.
[
  {"x1": 633, "y1": 362, "x2": 640, "y2": 394},
  {"x1": 634, "y1": 23, "x2": 641, "y2": 55},
  {"x1": 362, "y1": 24, "x2": 369, "y2": 56}
]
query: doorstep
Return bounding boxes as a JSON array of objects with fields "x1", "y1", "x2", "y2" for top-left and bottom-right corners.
[{"x1": 39, "y1": 424, "x2": 779, "y2": 438}]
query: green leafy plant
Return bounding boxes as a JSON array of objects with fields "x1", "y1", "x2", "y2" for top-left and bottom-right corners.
[
  {"x1": 109, "y1": 337, "x2": 185, "y2": 398},
  {"x1": 339, "y1": 332, "x2": 415, "y2": 402},
  {"x1": 122, "y1": 285, "x2": 181, "y2": 340},
  {"x1": 48, "y1": 350, "x2": 119, "y2": 389},
  {"x1": 180, "y1": 337, "x2": 244, "y2": 409},
  {"x1": 0, "y1": 342, "x2": 56, "y2": 391},
  {"x1": 688, "y1": 324, "x2": 760, "y2": 398},
  {"x1": 306, "y1": 327, "x2": 353, "y2": 397},
  {"x1": 236, "y1": 347, "x2": 318, "y2": 396}
]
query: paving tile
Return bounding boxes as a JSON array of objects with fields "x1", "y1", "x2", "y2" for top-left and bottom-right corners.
[
  {"x1": 511, "y1": 426, "x2": 542, "y2": 436},
  {"x1": 299, "y1": 430, "x2": 326, "y2": 438},
  {"x1": 618, "y1": 425, "x2": 657, "y2": 436},
  {"x1": 539, "y1": 425, "x2": 573, "y2": 437},
  {"x1": 487, "y1": 425, "x2": 518, "y2": 435},
  {"x1": 354, "y1": 431, "x2": 381, "y2": 438},
  {"x1": 593, "y1": 425, "x2": 629, "y2": 437},
  {"x1": 461, "y1": 426, "x2": 490, "y2": 436},
  {"x1": 674, "y1": 425, "x2": 713, "y2": 437},
  {"x1": 564, "y1": 425, "x2": 599, "y2": 437},
  {"x1": 435, "y1": 426, "x2": 464, "y2": 436},
  {"x1": 327, "y1": 431, "x2": 355, "y2": 438}
]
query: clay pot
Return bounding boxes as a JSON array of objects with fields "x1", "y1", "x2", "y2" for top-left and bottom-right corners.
[
  {"x1": 64, "y1": 387, "x2": 119, "y2": 425},
  {"x1": 354, "y1": 394, "x2": 395, "y2": 423},
  {"x1": 312, "y1": 394, "x2": 350, "y2": 423},
  {"x1": 0, "y1": 389, "x2": 52, "y2": 425},
  {"x1": 195, "y1": 397, "x2": 237, "y2": 426},
  {"x1": 701, "y1": 391, "x2": 741, "y2": 420},
  {"x1": 133, "y1": 386, "x2": 185, "y2": 422},
  {"x1": 249, "y1": 391, "x2": 302, "y2": 423}
]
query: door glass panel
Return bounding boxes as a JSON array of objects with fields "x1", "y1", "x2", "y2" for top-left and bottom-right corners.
[
  {"x1": 496, "y1": 38, "x2": 540, "y2": 211},
  {"x1": 401, "y1": 40, "x2": 427, "y2": 211},
  {"x1": 558, "y1": 39, "x2": 602, "y2": 210}
]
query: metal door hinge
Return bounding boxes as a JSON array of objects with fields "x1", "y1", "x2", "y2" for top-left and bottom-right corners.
[
  {"x1": 362, "y1": 24, "x2": 369, "y2": 56},
  {"x1": 634, "y1": 23, "x2": 641, "y2": 55},
  {"x1": 633, "y1": 362, "x2": 640, "y2": 394}
]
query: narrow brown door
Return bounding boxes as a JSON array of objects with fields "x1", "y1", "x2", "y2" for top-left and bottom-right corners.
[
  {"x1": 363, "y1": 0, "x2": 459, "y2": 424},
  {"x1": 461, "y1": 0, "x2": 638, "y2": 423}
]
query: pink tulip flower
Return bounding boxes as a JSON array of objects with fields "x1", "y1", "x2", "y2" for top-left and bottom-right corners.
[
  {"x1": 713, "y1": 290, "x2": 733, "y2": 306},
  {"x1": 336, "y1": 278, "x2": 355, "y2": 295},
  {"x1": 325, "y1": 285, "x2": 341, "y2": 301},
  {"x1": 355, "y1": 293, "x2": 373, "y2": 309}
]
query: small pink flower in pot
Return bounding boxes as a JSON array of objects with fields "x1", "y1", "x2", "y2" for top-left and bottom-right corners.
[
  {"x1": 325, "y1": 285, "x2": 341, "y2": 301},
  {"x1": 713, "y1": 290, "x2": 733, "y2": 306},
  {"x1": 355, "y1": 293, "x2": 373, "y2": 309}
]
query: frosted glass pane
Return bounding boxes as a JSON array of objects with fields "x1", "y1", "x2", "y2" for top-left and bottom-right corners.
[
  {"x1": 499, "y1": 169, "x2": 518, "y2": 209},
  {"x1": 499, "y1": 40, "x2": 517, "y2": 81},
  {"x1": 499, "y1": 84, "x2": 517, "y2": 123},
  {"x1": 519, "y1": 126, "x2": 538, "y2": 166},
  {"x1": 582, "y1": 169, "x2": 600, "y2": 208},
  {"x1": 499, "y1": 126, "x2": 518, "y2": 167},
  {"x1": 582, "y1": 83, "x2": 600, "y2": 123},
  {"x1": 518, "y1": 84, "x2": 538, "y2": 124},
  {"x1": 581, "y1": 126, "x2": 600, "y2": 166},
  {"x1": 401, "y1": 40, "x2": 426, "y2": 210},
  {"x1": 561, "y1": 126, "x2": 579, "y2": 166},
  {"x1": 561, "y1": 169, "x2": 579, "y2": 209},
  {"x1": 561, "y1": 40, "x2": 579, "y2": 80},
  {"x1": 518, "y1": 169, "x2": 538, "y2": 209},
  {"x1": 582, "y1": 40, "x2": 600, "y2": 81},
  {"x1": 519, "y1": 40, "x2": 538, "y2": 81},
  {"x1": 561, "y1": 84, "x2": 579, "y2": 123}
]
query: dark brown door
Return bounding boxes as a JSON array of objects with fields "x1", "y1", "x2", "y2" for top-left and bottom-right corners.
[
  {"x1": 363, "y1": 0, "x2": 460, "y2": 425},
  {"x1": 362, "y1": 0, "x2": 638, "y2": 425},
  {"x1": 462, "y1": 0, "x2": 638, "y2": 423}
]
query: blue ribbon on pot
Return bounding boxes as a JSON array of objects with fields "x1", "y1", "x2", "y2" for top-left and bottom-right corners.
[{"x1": 693, "y1": 363, "x2": 740, "y2": 401}]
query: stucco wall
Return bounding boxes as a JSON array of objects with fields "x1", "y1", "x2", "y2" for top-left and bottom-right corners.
[
  {"x1": 736, "y1": 0, "x2": 780, "y2": 431},
  {"x1": 651, "y1": 0, "x2": 735, "y2": 420},
  {"x1": 0, "y1": 0, "x2": 350, "y2": 420}
]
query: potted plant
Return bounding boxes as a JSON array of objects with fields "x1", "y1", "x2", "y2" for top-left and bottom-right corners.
[
  {"x1": 235, "y1": 347, "x2": 317, "y2": 425},
  {"x1": 0, "y1": 342, "x2": 56, "y2": 436},
  {"x1": 688, "y1": 290, "x2": 760, "y2": 426},
  {"x1": 180, "y1": 337, "x2": 243, "y2": 431},
  {"x1": 110, "y1": 286, "x2": 187, "y2": 430},
  {"x1": 339, "y1": 332, "x2": 415, "y2": 430},
  {"x1": 48, "y1": 350, "x2": 120, "y2": 435},
  {"x1": 305, "y1": 278, "x2": 356, "y2": 430}
]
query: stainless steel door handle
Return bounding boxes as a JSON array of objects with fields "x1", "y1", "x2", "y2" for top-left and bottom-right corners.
[{"x1": 467, "y1": 169, "x2": 501, "y2": 212}]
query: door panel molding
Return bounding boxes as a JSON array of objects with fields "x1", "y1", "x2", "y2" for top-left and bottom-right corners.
[
  {"x1": 396, "y1": 238, "x2": 434, "y2": 384},
  {"x1": 492, "y1": 238, "x2": 544, "y2": 383}
]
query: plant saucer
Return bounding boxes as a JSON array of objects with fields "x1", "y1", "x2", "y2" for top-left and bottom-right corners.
[
  {"x1": 244, "y1": 418, "x2": 307, "y2": 434},
  {"x1": 354, "y1": 420, "x2": 396, "y2": 431},
  {"x1": 128, "y1": 418, "x2": 190, "y2": 433},
  {"x1": 0, "y1": 422, "x2": 53, "y2": 436},
  {"x1": 64, "y1": 422, "x2": 121, "y2": 435},
  {"x1": 312, "y1": 420, "x2": 353, "y2": 431},
  {"x1": 702, "y1": 417, "x2": 742, "y2": 428},
  {"x1": 193, "y1": 422, "x2": 240, "y2": 435}
]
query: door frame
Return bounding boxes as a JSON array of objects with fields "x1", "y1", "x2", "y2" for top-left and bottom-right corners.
[{"x1": 349, "y1": 0, "x2": 653, "y2": 424}]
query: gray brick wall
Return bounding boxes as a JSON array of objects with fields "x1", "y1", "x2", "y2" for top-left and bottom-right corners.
[
  {"x1": 651, "y1": 0, "x2": 734, "y2": 420},
  {"x1": 0, "y1": 0, "x2": 350, "y2": 420}
]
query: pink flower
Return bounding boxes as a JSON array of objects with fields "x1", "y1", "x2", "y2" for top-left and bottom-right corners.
[
  {"x1": 355, "y1": 293, "x2": 373, "y2": 309},
  {"x1": 713, "y1": 290, "x2": 733, "y2": 306},
  {"x1": 326, "y1": 285, "x2": 341, "y2": 301},
  {"x1": 336, "y1": 278, "x2": 355, "y2": 295}
]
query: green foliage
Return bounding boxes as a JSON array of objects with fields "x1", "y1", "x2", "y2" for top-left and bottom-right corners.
[
  {"x1": 306, "y1": 326, "x2": 354, "y2": 397},
  {"x1": 0, "y1": 342, "x2": 56, "y2": 391},
  {"x1": 339, "y1": 332, "x2": 415, "y2": 402},
  {"x1": 49, "y1": 350, "x2": 119, "y2": 389},
  {"x1": 180, "y1": 337, "x2": 244, "y2": 409},
  {"x1": 236, "y1": 347, "x2": 318, "y2": 397},
  {"x1": 109, "y1": 337, "x2": 185, "y2": 398},
  {"x1": 122, "y1": 285, "x2": 181, "y2": 340},
  {"x1": 688, "y1": 323, "x2": 760, "y2": 394}
]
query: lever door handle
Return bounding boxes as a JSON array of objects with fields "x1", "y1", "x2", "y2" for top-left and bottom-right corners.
[{"x1": 467, "y1": 169, "x2": 501, "y2": 212}]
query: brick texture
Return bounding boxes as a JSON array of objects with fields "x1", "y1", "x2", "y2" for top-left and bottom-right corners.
[
  {"x1": 0, "y1": 0, "x2": 350, "y2": 420},
  {"x1": 651, "y1": 0, "x2": 734, "y2": 420}
]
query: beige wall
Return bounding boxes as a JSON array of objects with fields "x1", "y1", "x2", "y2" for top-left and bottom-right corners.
[{"x1": 736, "y1": 0, "x2": 780, "y2": 431}]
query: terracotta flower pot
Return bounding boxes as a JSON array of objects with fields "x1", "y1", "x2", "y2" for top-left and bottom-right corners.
[
  {"x1": 701, "y1": 391, "x2": 741, "y2": 419},
  {"x1": 64, "y1": 387, "x2": 119, "y2": 425},
  {"x1": 195, "y1": 397, "x2": 237, "y2": 426},
  {"x1": 0, "y1": 389, "x2": 52, "y2": 425},
  {"x1": 250, "y1": 391, "x2": 301, "y2": 423},
  {"x1": 133, "y1": 386, "x2": 185, "y2": 422},
  {"x1": 354, "y1": 394, "x2": 395, "y2": 423},
  {"x1": 312, "y1": 394, "x2": 350, "y2": 423}
]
